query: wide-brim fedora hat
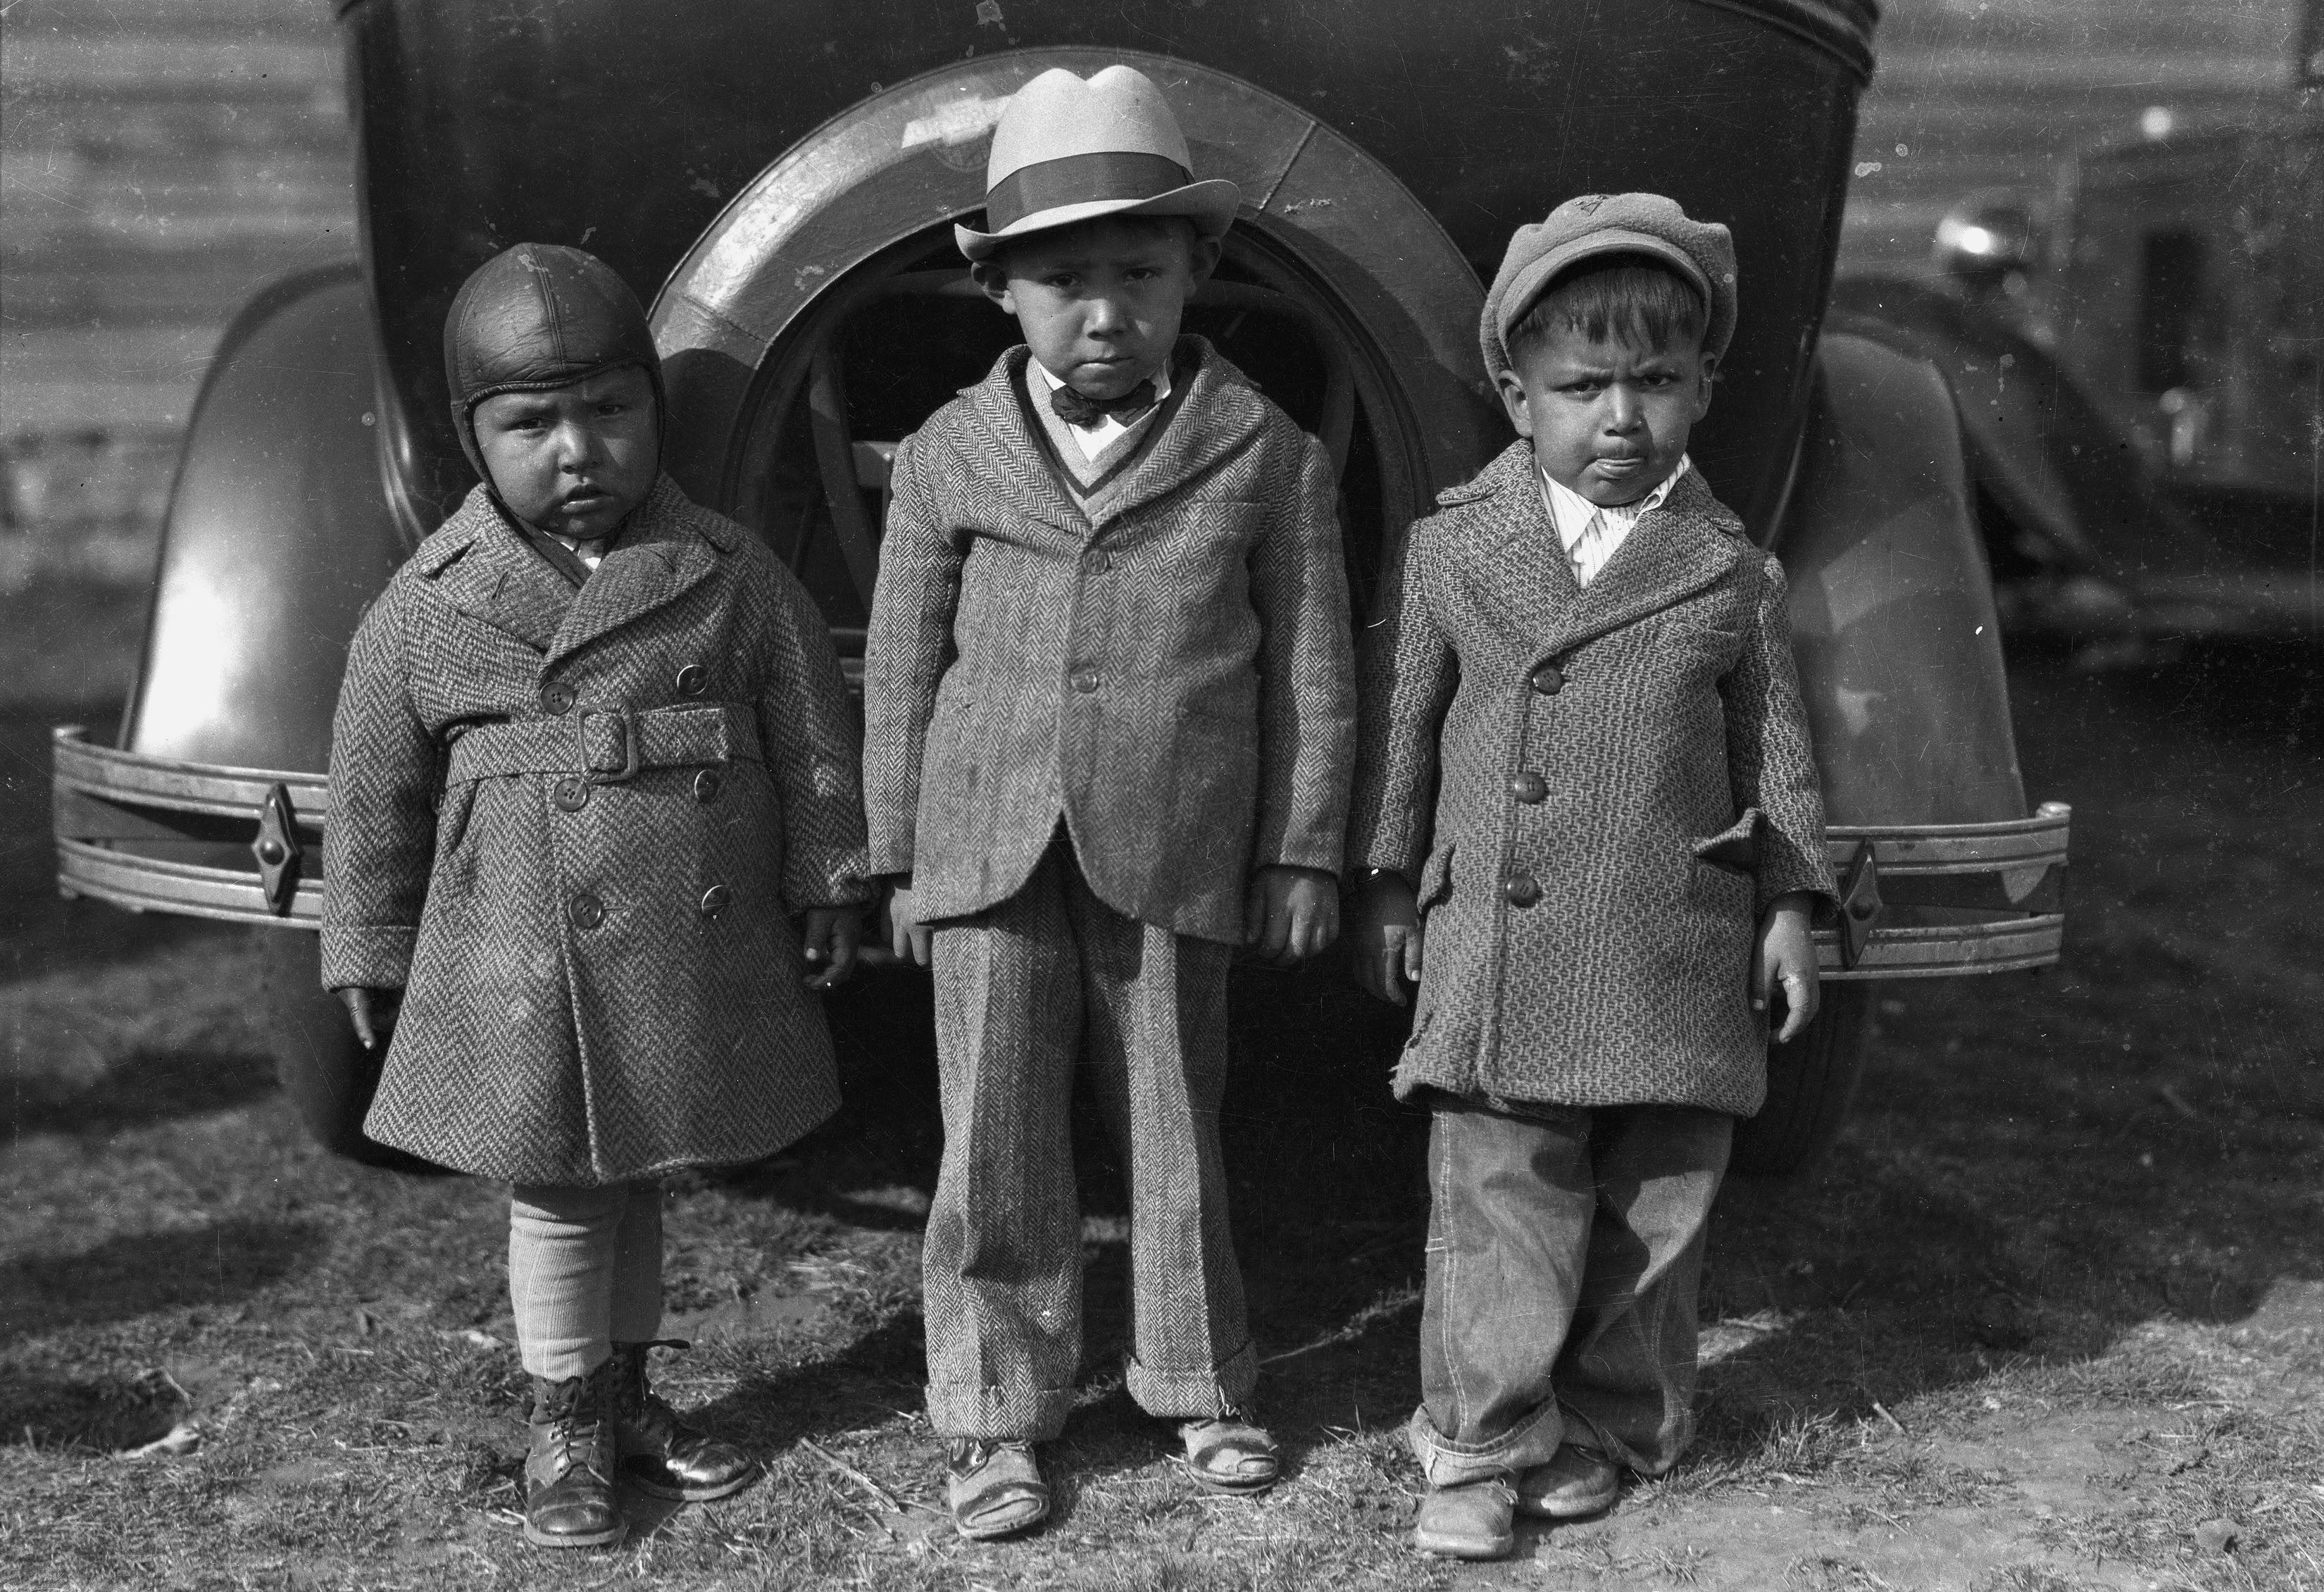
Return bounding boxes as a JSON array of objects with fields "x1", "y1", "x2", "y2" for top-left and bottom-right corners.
[{"x1": 956, "y1": 65, "x2": 1241, "y2": 262}]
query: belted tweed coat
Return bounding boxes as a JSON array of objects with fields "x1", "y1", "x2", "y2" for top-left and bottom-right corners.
[
  {"x1": 1348, "y1": 444, "x2": 1835, "y2": 1114},
  {"x1": 320, "y1": 476, "x2": 873, "y2": 1184},
  {"x1": 863, "y1": 337, "x2": 1355, "y2": 942}
]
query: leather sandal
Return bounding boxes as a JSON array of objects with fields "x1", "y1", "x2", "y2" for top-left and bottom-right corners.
[
  {"x1": 608, "y1": 1339, "x2": 761, "y2": 1502},
  {"x1": 1177, "y1": 1404, "x2": 1280, "y2": 1495},
  {"x1": 946, "y1": 1439, "x2": 1049, "y2": 1541},
  {"x1": 524, "y1": 1364, "x2": 623, "y2": 1549}
]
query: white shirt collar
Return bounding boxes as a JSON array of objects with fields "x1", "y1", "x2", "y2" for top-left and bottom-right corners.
[{"x1": 1539, "y1": 456, "x2": 1689, "y2": 552}]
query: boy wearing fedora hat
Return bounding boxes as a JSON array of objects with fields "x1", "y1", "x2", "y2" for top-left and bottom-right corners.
[
  {"x1": 863, "y1": 64, "x2": 1356, "y2": 1539},
  {"x1": 1344, "y1": 194, "x2": 1835, "y2": 1559}
]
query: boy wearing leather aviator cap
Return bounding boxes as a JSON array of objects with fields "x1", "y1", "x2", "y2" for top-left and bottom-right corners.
[
  {"x1": 323, "y1": 244, "x2": 873, "y2": 1550},
  {"x1": 1345, "y1": 194, "x2": 1835, "y2": 1560},
  {"x1": 863, "y1": 65, "x2": 1355, "y2": 1540}
]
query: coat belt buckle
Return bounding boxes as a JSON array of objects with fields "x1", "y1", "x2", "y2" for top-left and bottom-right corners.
[{"x1": 580, "y1": 708, "x2": 642, "y2": 785}]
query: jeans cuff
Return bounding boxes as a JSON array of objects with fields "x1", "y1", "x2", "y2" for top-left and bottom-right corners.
[
  {"x1": 925, "y1": 1379, "x2": 1077, "y2": 1442},
  {"x1": 1125, "y1": 1338, "x2": 1258, "y2": 1419},
  {"x1": 1406, "y1": 1399, "x2": 1566, "y2": 1488}
]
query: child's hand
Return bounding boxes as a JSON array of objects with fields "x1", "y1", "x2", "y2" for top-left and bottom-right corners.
[
  {"x1": 801, "y1": 907, "x2": 863, "y2": 990},
  {"x1": 1751, "y1": 891, "x2": 1820, "y2": 1043},
  {"x1": 1347, "y1": 871, "x2": 1423, "y2": 1005},
  {"x1": 337, "y1": 986, "x2": 403, "y2": 1052},
  {"x1": 1244, "y1": 864, "x2": 1339, "y2": 966},
  {"x1": 882, "y1": 876, "x2": 933, "y2": 968}
]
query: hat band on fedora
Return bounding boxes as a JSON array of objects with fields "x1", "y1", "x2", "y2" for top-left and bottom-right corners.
[{"x1": 984, "y1": 151, "x2": 1193, "y2": 232}]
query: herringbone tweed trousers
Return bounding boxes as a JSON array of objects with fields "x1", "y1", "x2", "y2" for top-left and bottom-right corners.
[{"x1": 922, "y1": 838, "x2": 1256, "y2": 1441}]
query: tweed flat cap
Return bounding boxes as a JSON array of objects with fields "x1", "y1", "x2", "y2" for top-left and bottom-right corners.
[
  {"x1": 443, "y1": 243, "x2": 663, "y2": 479},
  {"x1": 1480, "y1": 192, "x2": 1737, "y2": 378}
]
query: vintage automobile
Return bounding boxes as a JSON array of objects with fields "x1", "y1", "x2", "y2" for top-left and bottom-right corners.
[
  {"x1": 1832, "y1": 8, "x2": 2323, "y2": 645},
  {"x1": 52, "y1": 0, "x2": 2072, "y2": 1177}
]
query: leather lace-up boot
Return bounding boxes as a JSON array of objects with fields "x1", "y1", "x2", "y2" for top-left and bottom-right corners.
[
  {"x1": 608, "y1": 1339, "x2": 761, "y2": 1502},
  {"x1": 525, "y1": 1364, "x2": 623, "y2": 1548}
]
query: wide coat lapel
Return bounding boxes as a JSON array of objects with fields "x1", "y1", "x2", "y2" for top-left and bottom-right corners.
[
  {"x1": 1095, "y1": 337, "x2": 1268, "y2": 527},
  {"x1": 423, "y1": 486, "x2": 574, "y2": 654},
  {"x1": 546, "y1": 475, "x2": 721, "y2": 664},
  {"x1": 1451, "y1": 443, "x2": 1588, "y2": 652},
  {"x1": 951, "y1": 352, "x2": 1093, "y2": 537},
  {"x1": 1547, "y1": 467, "x2": 1746, "y2": 659}
]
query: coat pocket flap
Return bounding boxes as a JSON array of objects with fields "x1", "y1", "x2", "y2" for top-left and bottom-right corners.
[
  {"x1": 1416, "y1": 843, "x2": 1456, "y2": 911},
  {"x1": 1691, "y1": 807, "x2": 1763, "y2": 873}
]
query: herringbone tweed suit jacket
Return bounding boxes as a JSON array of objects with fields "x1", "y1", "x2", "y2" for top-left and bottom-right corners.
[
  {"x1": 321, "y1": 477, "x2": 873, "y2": 1185},
  {"x1": 863, "y1": 338, "x2": 1356, "y2": 943},
  {"x1": 1348, "y1": 444, "x2": 1835, "y2": 1114}
]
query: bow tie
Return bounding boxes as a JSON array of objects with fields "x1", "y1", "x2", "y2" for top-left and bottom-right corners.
[{"x1": 1048, "y1": 378, "x2": 1158, "y2": 428}]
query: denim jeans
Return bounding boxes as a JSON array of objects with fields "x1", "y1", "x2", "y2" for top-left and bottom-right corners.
[
  {"x1": 508, "y1": 1181, "x2": 663, "y2": 1381},
  {"x1": 1408, "y1": 1097, "x2": 1730, "y2": 1486}
]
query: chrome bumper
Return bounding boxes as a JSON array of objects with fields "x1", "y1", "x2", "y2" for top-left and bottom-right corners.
[
  {"x1": 53, "y1": 726, "x2": 327, "y2": 925},
  {"x1": 54, "y1": 726, "x2": 2073, "y2": 975}
]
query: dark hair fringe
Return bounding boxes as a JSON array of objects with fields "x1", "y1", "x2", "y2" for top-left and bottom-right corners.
[{"x1": 1505, "y1": 256, "x2": 1707, "y2": 365}]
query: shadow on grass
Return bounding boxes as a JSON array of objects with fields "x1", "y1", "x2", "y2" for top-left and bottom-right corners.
[
  {"x1": 0, "y1": 1218, "x2": 326, "y2": 1343},
  {"x1": 1681, "y1": 644, "x2": 2324, "y2": 1472},
  {"x1": 5, "y1": 1045, "x2": 280, "y2": 1138},
  {"x1": 0, "y1": 1367, "x2": 187, "y2": 1453}
]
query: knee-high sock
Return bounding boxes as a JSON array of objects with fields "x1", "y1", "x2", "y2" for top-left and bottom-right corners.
[{"x1": 510, "y1": 1181, "x2": 663, "y2": 1381}]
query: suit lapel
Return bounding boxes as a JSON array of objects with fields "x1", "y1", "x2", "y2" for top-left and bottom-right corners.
[
  {"x1": 546, "y1": 476, "x2": 720, "y2": 664},
  {"x1": 1548, "y1": 468, "x2": 1744, "y2": 657},
  {"x1": 956, "y1": 352, "x2": 1092, "y2": 537},
  {"x1": 1097, "y1": 338, "x2": 1265, "y2": 528},
  {"x1": 427, "y1": 488, "x2": 575, "y2": 654}
]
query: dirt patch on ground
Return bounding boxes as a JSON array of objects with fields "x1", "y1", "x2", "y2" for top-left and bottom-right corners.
[{"x1": 4, "y1": 647, "x2": 2321, "y2": 1592}]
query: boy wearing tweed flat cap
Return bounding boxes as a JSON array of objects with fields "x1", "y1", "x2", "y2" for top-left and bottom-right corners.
[
  {"x1": 325, "y1": 243, "x2": 873, "y2": 1550},
  {"x1": 865, "y1": 64, "x2": 1355, "y2": 1540},
  {"x1": 1345, "y1": 194, "x2": 1835, "y2": 1559}
]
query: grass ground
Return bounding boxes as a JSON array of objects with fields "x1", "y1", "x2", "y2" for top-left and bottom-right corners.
[{"x1": 2, "y1": 573, "x2": 2320, "y2": 1589}]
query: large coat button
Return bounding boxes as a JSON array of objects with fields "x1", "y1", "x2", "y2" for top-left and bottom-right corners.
[
  {"x1": 542, "y1": 682, "x2": 577, "y2": 715},
  {"x1": 699, "y1": 884, "x2": 732, "y2": 918},
  {"x1": 553, "y1": 776, "x2": 590, "y2": 811},
  {"x1": 675, "y1": 663, "x2": 708, "y2": 697},
  {"x1": 692, "y1": 768, "x2": 723, "y2": 803},
  {"x1": 1070, "y1": 670, "x2": 1101, "y2": 694},
  {"x1": 1530, "y1": 663, "x2": 1566, "y2": 695},
  {"x1": 1082, "y1": 549, "x2": 1112, "y2": 572},
  {"x1": 1508, "y1": 771, "x2": 1547, "y2": 804},
  {"x1": 569, "y1": 891, "x2": 605, "y2": 928},
  {"x1": 1503, "y1": 871, "x2": 1542, "y2": 908}
]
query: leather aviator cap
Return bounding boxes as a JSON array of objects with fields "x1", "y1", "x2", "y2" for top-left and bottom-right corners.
[{"x1": 442, "y1": 243, "x2": 665, "y2": 480}]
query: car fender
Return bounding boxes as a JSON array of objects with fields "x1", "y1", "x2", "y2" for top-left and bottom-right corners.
[
  {"x1": 52, "y1": 261, "x2": 432, "y2": 1168},
  {"x1": 117, "y1": 261, "x2": 414, "y2": 776},
  {"x1": 1776, "y1": 330, "x2": 2030, "y2": 828}
]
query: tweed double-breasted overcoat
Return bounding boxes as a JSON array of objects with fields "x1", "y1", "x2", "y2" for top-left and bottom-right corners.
[
  {"x1": 862, "y1": 337, "x2": 1355, "y2": 939},
  {"x1": 321, "y1": 476, "x2": 873, "y2": 1185},
  {"x1": 1348, "y1": 444, "x2": 1835, "y2": 1115}
]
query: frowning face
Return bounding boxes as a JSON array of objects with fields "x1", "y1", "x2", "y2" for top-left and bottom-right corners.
[
  {"x1": 974, "y1": 214, "x2": 1220, "y2": 399},
  {"x1": 1497, "y1": 325, "x2": 1715, "y2": 508},
  {"x1": 470, "y1": 363, "x2": 658, "y2": 542}
]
